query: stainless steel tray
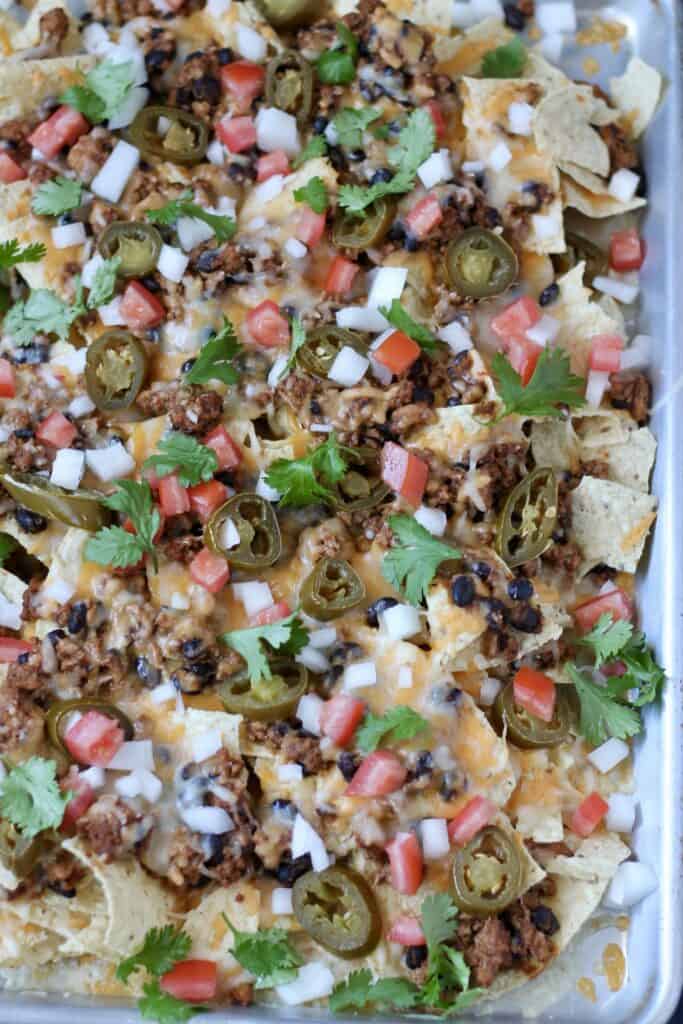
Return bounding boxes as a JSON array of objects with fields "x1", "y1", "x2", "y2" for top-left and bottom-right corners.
[{"x1": 2, "y1": 0, "x2": 682, "y2": 1021}]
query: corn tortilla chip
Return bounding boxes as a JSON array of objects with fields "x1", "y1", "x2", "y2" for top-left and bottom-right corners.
[
  {"x1": 0, "y1": 56, "x2": 95, "y2": 124},
  {"x1": 610, "y1": 57, "x2": 663, "y2": 139},
  {"x1": 570, "y1": 476, "x2": 657, "y2": 574},
  {"x1": 534, "y1": 86, "x2": 611, "y2": 177},
  {"x1": 551, "y1": 261, "x2": 623, "y2": 376},
  {"x1": 560, "y1": 160, "x2": 647, "y2": 218}
]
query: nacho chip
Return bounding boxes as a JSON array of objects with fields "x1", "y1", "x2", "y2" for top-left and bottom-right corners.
[
  {"x1": 434, "y1": 17, "x2": 511, "y2": 75},
  {"x1": 551, "y1": 261, "x2": 623, "y2": 375},
  {"x1": 570, "y1": 476, "x2": 657, "y2": 574},
  {"x1": 183, "y1": 882, "x2": 260, "y2": 976},
  {"x1": 534, "y1": 86, "x2": 611, "y2": 177},
  {"x1": 4, "y1": 0, "x2": 81, "y2": 56},
  {"x1": 0, "y1": 56, "x2": 94, "y2": 124},
  {"x1": 560, "y1": 161, "x2": 646, "y2": 218},
  {"x1": 610, "y1": 56, "x2": 663, "y2": 139}
]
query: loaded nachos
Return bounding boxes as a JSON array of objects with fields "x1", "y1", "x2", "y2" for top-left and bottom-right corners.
[{"x1": 0, "y1": 0, "x2": 665, "y2": 1017}]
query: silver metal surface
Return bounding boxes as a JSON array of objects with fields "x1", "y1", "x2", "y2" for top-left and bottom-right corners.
[{"x1": 1, "y1": 1, "x2": 681, "y2": 1021}]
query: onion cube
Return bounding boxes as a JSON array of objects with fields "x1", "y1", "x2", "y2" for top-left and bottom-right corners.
[
  {"x1": 291, "y1": 813, "x2": 330, "y2": 870},
  {"x1": 284, "y1": 237, "x2": 307, "y2": 259},
  {"x1": 255, "y1": 107, "x2": 299, "y2": 155},
  {"x1": 68, "y1": 394, "x2": 96, "y2": 418},
  {"x1": 115, "y1": 773, "x2": 142, "y2": 798},
  {"x1": 236, "y1": 23, "x2": 267, "y2": 62},
  {"x1": 526, "y1": 314, "x2": 560, "y2": 346},
  {"x1": 296, "y1": 693, "x2": 323, "y2": 735},
  {"x1": 462, "y1": 160, "x2": 485, "y2": 174},
  {"x1": 367, "y1": 267, "x2": 408, "y2": 309},
  {"x1": 588, "y1": 736, "x2": 630, "y2": 773},
  {"x1": 507, "y1": 101, "x2": 534, "y2": 136},
  {"x1": 308, "y1": 627, "x2": 337, "y2": 649},
  {"x1": 50, "y1": 449, "x2": 85, "y2": 491},
  {"x1": 585, "y1": 369, "x2": 610, "y2": 408},
  {"x1": 420, "y1": 818, "x2": 450, "y2": 860},
  {"x1": 181, "y1": 805, "x2": 234, "y2": 834},
  {"x1": 98, "y1": 296, "x2": 126, "y2": 325},
  {"x1": 487, "y1": 141, "x2": 512, "y2": 172},
  {"x1": 415, "y1": 506, "x2": 447, "y2": 537},
  {"x1": 593, "y1": 275, "x2": 639, "y2": 304},
  {"x1": 81, "y1": 253, "x2": 104, "y2": 289},
  {"x1": 438, "y1": 320, "x2": 473, "y2": 352},
  {"x1": 149, "y1": 681, "x2": 177, "y2": 705},
  {"x1": 85, "y1": 441, "x2": 135, "y2": 481},
  {"x1": 479, "y1": 676, "x2": 502, "y2": 706},
  {"x1": 605, "y1": 792, "x2": 637, "y2": 833},
  {"x1": 276, "y1": 962, "x2": 335, "y2": 1006},
  {"x1": 603, "y1": 861, "x2": 657, "y2": 909},
  {"x1": 380, "y1": 602, "x2": 421, "y2": 640},
  {"x1": 79, "y1": 766, "x2": 106, "y2": 789},
  {"x1": 206, "y1": 139, "x2": 226, "y2": 166},
  {"x1": 91, "y1": 140, "x2": 140, "y2": 203},
  {"x1": 232, "y1": 581, "x2": 273, "y2": 617},
  {"x1": 471, "y1": 0, "x2": 503, "y2": 15},
  {"x1": 51, "y1": 222, "x2": 86, "y2": 249},
  {"x1": 536, "y1": 1, "x2": 577, "y2": 34},
  {"x1": 335, "y1": 306, "x2": 388, "y2": 332},
  {"x1": 108, "y1": 85, "x2": 149, "y2": 131},
  {"x1": 608, "y1": 168, "x2": 640, "y2": 203},
  {"x1": 158, "y1": 244, "x2": 189, "y2": 284},
  {"x1": 327, "y1": 346, "x2": 369, "y2": 387},
  {"x1": 108, "y1": 739, "x2": 154, "y2": 772},
  {"x1": 417, "y1": 149, "x2": 454, "y2": 189},
  {"x1": 272, "y1": 887, "x2": 294, "y2": 915},
  {"x1": 397, "y1": 666, "x2": 413, "y2": 689},
  {"x1": 177, "y1": 216, "x2": 214, "y2": 252},
  {"x1": 206, "y1": 0, "x2": 231, "y2": 15},
  {"x1": 539, "y1": 33, "x2": 564, "y2": 61},
  {"x1": 218, "y1": 517, "x2": 241, "y2": 550},
  {"x1": 252, "y1": 174, "x2": 286, "y2": 205},
  {"x1": 343, "y1": 661, "x2": 377, "y2": 690},
  {"x1": 451, "y1": 1, "x2": 479, "y2": 28},
  {"x1": 256, "y1": 470, "x2": 281, "y2": 502},
  {"x1": 0, "y1": 594, "x2": 22, "y2": 630},
  {"x1": 532, "y1": 213, "x2": 561, "y2": 240},
  {"x1": 296, "y1": 646, "x2": 330, "y2": 674},
  {"x1": 277, "y1": 763, "x2": 303, "y2": 782}
]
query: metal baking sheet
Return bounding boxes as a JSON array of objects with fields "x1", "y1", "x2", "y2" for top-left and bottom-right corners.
[{"x1": 1, "y1": 0, "x2": 682, "y2": 1021}]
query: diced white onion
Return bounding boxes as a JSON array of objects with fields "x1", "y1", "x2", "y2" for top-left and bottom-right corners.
[
  {"x1": 51, "y1": 345, "x2": 86, "y2": 376},
  {"x1": 232, "y1": 581, "x2": 273, "y2": 617},
  {"x1": 593, "y1": 275, "x2": 639, "y2": 304},
  {"x1": 336, "y1": 306, "x2": 388, "y2": 332},
  {"x1": 324, "y1": 122, "x2": 339, "y2": 146},
  {"x1": 277, "y1": 763, "x2": 303, "y2": 782},
  {"x1": 508, "y1": 101, "x2": 534, "y2": 136},
  {"x1": 108, "y1": 85, "x2": 149, "y2": 130},
  {"x1": 0, "y1": 594, "x2": 22, "y2": 630},
  {"x1": 417, "y1": 149, "x2": 453, "y2": 189},
  {"x1": 536, "y1": 1, "x2": 576, "y2": 34},
  {"x1": 380, "y1": 603, "x2": 422, "y2": 640},
  {"x1": 532, "y1": 213, "x2": 561, "y2": 240},
  {"x1": 272, "y1": 887, "x2": 294, "y2": 915},
  {"x1": 115, "y1": 772, "x2": 142, "y2": 798},
  {"x1": 415, "y1": 506, "x2": 447, "y2": 537},
  {"x1": 256, "y1": 470, "x2": 281, "y2": 502},
  {"x1": 51, "y1": 222, "x2": 86, "y2": 249},
  {"x1": 588, "y1": 737, "x2": 630, "y2": 773},
  {"x1": 296, "y1": 646, "x2": 330, "y2": 674},
  {"x1": 79, "y1": 766, "x2": 105, "y2": 789},
  {"x1": 138, "y1": 769, "x2": 163, "y2": 803},
  {"x1": 480, "y1": 676, "x2": 502, "y2": 706},
  {"x1": 181, "y1": 805, "x2": 234, "y2": 835},
  {"x1": 108, "y1": 740, "x2": 154, "y2": 772},
  {"x1": 296, "y1": 693, "x2": 323, "y2": 735},
  {"x1": 606, "y1": 792, "x2": 637, "y2": 833},
  {"x1": 538, "y1": 32, "x2": 564, "y2": 61},
  {"x1": 91, "y1": 140, "x2": 140, "y2": 204},
  {"x1": 236, "y1": 23, "x2": 267, "y2": 61},
  {"x1": 308, "y1": 627, "x2": 337, "y2": 650},
  {"x1": 488, "y1": 141, "x2": 512, "y2": 172},
  {"x1": 255, "y1": 107, "x2": 299, "y2": 155},
  {"x1": 343, "y1": 661, "x2": 377, "y2": 690},
  {"x1": 369, "y1": 353, "x2": 393, "y2": 386},
  {"x1": 68, "y1": 394, "x2": 96, "y2": 418},
  {"x1": 149, "y1": 681, "x2": 176, "y2": 704},
  {"x1": 461, "y1": 160, "x2": 485, "y2": 174},
  {"x1": 267, "y1": 355, "x2": 289, "y2": 388},
  {"x1": 438, "y1": 319, "x2": 473, "y2": 352},
  {"x1": 585, "y1": 369, "x2": 610, "y2": 408},
  {"x1": 398, "y1": 666, "x2": 413, "y2": 689},
  {"x1": 608, "y1": 168, "x2": 640, "y2": 203},
  {"x1": 82, "y1": 21, "x2": 110, "y2": 54},
  {"x1": 50, "y1": 449, "x2": 85, "y2": 491},
  {"x1": 219, "y1": 517, "x2": 241, "y2": 551},
  {"x1": 81, "y1": 252, "x2": 106, "y2": 290},
  {"x1": 206, "y1": 0, "x2": 230, "y2": 15},
  {"x1": 620, "y1": 334, "x2": 651, "y2": 371},
  {"x1": 98, "y1": 296, "x2": 126, "y2": 326},
  {"x1": 248, "y1": 216, "x2": 266, "y2": 231},
  {"x1": 451, "y1": 0, "x2": 479, "y2": 28},
  {"x1": 206, "y1": 139, "x2": 226, "y2": 166},
  {"x1": 177, "y1": 216, "x2": 214, "y2": 252},
  {"x1": 471, "y1": 0, "x2": 504, "y2": 15},
  {"x1": 190, "y1": 729, "x2": 223, "y2": 764},
  {"x1": 603, "y1": 861, "x2": 657, "y2": 909},
  {"x1": 85, "y1": 442, "x2": 135, "y2": 482},
  {"x1": 284, "y1": 237, "x2": 307, "y2": 260},
  {"x1": 158, "y1": 244, "x2": 189, "y2": 284},
  {"x1": 291, "y1": 813, "x2": 330, "y2": 871},
  {"x1": 171, "y1": 592, "x2": 190, "y2": 611},
  {"x1": 276, "y1": 962, "x2": 334, "y2": 1006},
  {"x1": 526, "y1": 314, "x2": 560, "y2": 346},
  {"x1": 420, "y1": 818, "x2": 450, "y2": 860},
  {"x1": 43, "y1": 577, "x2": 75, "y2": 604},
  {"x1": 252, "y1": 174, "x2": 286, "y2": 205},
  {"x1": 327, "y1": 346, "x2": 369, "y2": 387},
  {"x1": 367, "y1": 267, "x2": 408, "y2": 309}
]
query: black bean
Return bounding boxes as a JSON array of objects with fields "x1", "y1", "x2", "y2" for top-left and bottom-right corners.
[
  {"x1": 187, "y1": 659, "x2": 216, "y2": 680},
  {"x1": 348, "y1": 147, "x2": 366, "y2": 162},
  {"x1": 310, "y1": 399, "x2": 322, "y2": 415},
  {"x1": 531, "y1": 905, "x2": 560, "y2": 935},
  {"x1": 451, "y1": 575, "x2": 475, "y2": 607},
  {"x1": 17, "y1": 652, "x2": 29, "y2": 665},
  {"x1": 471, "y1": 560, "x2": 491, "y2": 580},
  {"x1": 403, "y1": 233, "x2": 419, "y2": 252},
  {"x1": 201, "y1": 833, "x2": 226, "y2": 867},
  {"x1": 67, "y1": 601, "x2": 88, "y2": 634},
  {"x1": 366, "y1": 596, "x2": 398, "y2": 627},
  {"x1": 445, "y1": 687, "x2": 462, "y2": 704},
  {"x1": 503, "y1": 3, "x2": 526, "y2": 29},
  {"x1": 215, "y1": 470, "x2": 235, "y2": 487},
  {"x1": 509, "y1": 605, "x2": 541, "y2": 633},
  {"x1": 272, "y1": 798, "x2": 296, "y2": 822},
  {"x1": 12, "y1": 345, "x2": 48, "y2": 365},
  {"x1": 405, "y1": 946, "x2": 428, "y2": 969},
  {"x1": 15, "y1": 507, "x2": 47, "y2": 534},
  {"x1": 12, "y1": 427, "x2": 34, "y2": 439},
  {"x1": 193, "y1": 75, "x2": 221, "y2": 103},
  {"x1": 508, "y1": 577, "x2": 533, "y2": 601},
  {"x1": 370, "y1": 167, "x2": 393, "y2": 184},
  {"x1": 146, "y1": 49, "x2": 170, "y2": 71},
  {"x1": 57, "y1": 212, "x2": 73, "y2": 225},
  {"x1": 174, "y1": 85, "x2": 193, "y2": 107},
  {"x1": 446, "y1": 395, "x2": 462, "y2": 407},
  {"x1": 312, "y1": 116, "x2": 328, "y2": 135},
  {"x1": 327, "y1": 146, "x2": 347, "y2": 171},
  {"x1": 139, "y1": 275, "x2": 161, "y2": 293},
  {"x1": 47, "y1": 628, "x2": 66, "y2": 646},
  {"x1": 182, "y1": 638, "x2": 204, "y2": 660},
  {"x1": 413, "y1": 750, "x2": 433, "y2": 777},
  {"x1": 337, "y1": 751, "x2": 359, "y2": 782},
  {"x1": 539, "y1": 282, "x2": 559, "y2": 307},
  {"x1": 47, "y1": 882, "x2": 77, "y2": 898},
  {"x1": 136, "y1": 656, "x2": 161, "y2": 688},
  {"x1": 276, "y1": 852, "x2": 312, "y2": 886},
  {"x1": 387, "y1": 222, "x2": 405, "y2": 243},
  {"x1": 216, "y1": 47, "x2": 234, "y2": 65}
]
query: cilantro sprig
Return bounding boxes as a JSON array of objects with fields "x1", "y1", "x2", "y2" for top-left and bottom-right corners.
[
  {"x1": 186, "y1": 317, "x2": 242, "y2": 387},
  {"x1": 139, "y1": 981, "x2": 201, "y2": 1024},
  {"x1": 222, "y1": 612, "x2": 309, "y2": 683},
  {"x1": 293, "y1": 136, "x2": 328, "y2": 169},
  {"x1": 225, "y1": 918, "x2": 303, "y2": 989},
  {"x1": 144, "y1": 433, "x2": 218, "y2": 487},
  {"x1": 32, "y1": 177, "x2": 83, "y2": 218},
  {"x1": 265, "y1": 433, "x2": 353, "y2": 507},
  {"x1": 482, "y1": 36, "x2": 527, "y2": 79},
  {"x1": 117, "y1": 927, "x2": 192, "y2": 985},
  {"x1": 87, "y1": 256, "x2": 120, "y2": 309},
  {"x1": 490, "y1": 348, "x2": 586, "y2": 421},
  {"x1": 0, "y1": 239, "x2": 46, "y2": 271},
  {"x1": 577, "y1": 614, "x2": 634, "y2": 668},
  {"x1": 285, "y1": 316, "x2": 306, "y2": 374},
  {"x1": 329, "y1": 970, "x2": 420, "y2": 1013},
  {"x1": 60, "y1": 59, "x2": 135, "y2": 124},
  {"x1": 146, "y1": 190, "x2": 236, "y2": 243},
  {"x1": 84, "y1": 480, "x2": 161, "y2": 572},
  {"x1": 293, "y1": 176, "x2": 329, "y2": 215},
  {"x1": 0, "y1": 757, "x2": 70, "y2": 839},
  {"x1": 382, "y1": 515, "x2": 460, "y2": 606},
  {"x1": 5, "y1": 287, "x2": 83, "y2": 344},
  {"x1": 566, "y1": 663, "x2": 641, "y2": 746},
  {"x1": 379, "y1": 299, "x2": 440, "y2": 354},
  {"x1": 316, "y1": 23, "x2": 358, "y2": 85},
  {"x1": 332, "y1": 108, "x2": 381, "y2": 149},
  {"x1": 356, "y1": 706, "x2": 429, "y2": 754}
]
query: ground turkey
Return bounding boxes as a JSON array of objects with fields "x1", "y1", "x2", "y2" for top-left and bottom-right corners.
[
  {"x1": 136, "y1": 383, "x2": 223, "y2": 435},
  {"x1": 66, "y1": 126, "x2": 116, "y2": 184},
  {"x1": 608, "y1": 370, "x2": 651, "y2": 425},
  {"x1": 76, "y1": 795, "x2": 152, "y2": 861}
]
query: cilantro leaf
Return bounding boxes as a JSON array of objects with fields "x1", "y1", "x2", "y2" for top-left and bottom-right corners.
[
  {"x1": 379, "y1": 299, "x2": 440, "y2": 354},
  {"x1": 422, "y1": 892, "x2": 459, "y2": 949},
  {"x1": 138, "y1": 980, "x2": 203, "y2": 1024},
  {"x1": 85, "y1": 480, "x2": 160, "y2": 571},
  {"x1": 329, "y1": 969, "x2": 420, "y2": 1013},
  {"x1": 265, "y1": 433, "x2": 353, "y2": 507},
  {"x1": 614, "y1": 630, "x2": 666, "y2": 708},
  {"x1": 117, "y1": 927, "x2": 192, "y2": 985},
  {"x1": 146, "y1": 189, "x2": 236, "y2": 243},
  {"x1": 186, "y1": 317, "x2": 242, "y2": 387},
  {"x1": 5, "y1": 288, "x2": 84, "y2": 344},
  {"x1": 60, "y1": 59, "x2": 135, "y2": 124},
  {"x1": 566, "y1": 662, "x2": 642, "y2": 745},
  {"x1": 82, "y1": 526, "x2": 146, "y2": 571},
  {"x1": 482, "y1": 36, "x2": 527, "y2": 79},
  {"x1": 332, "y1": 107, "x2": 381, "y2": 149},
  {"x1": 578, "y1": 614, "x2": 634, "y2": 668},
  {"x1": 32, "y1": 176, "x2": 83, "y2": 218},
  {"x1": 316, "y1": 23, "x2": 358, "y2": 85},
  {"x1": 285, "y1": 316, "x2": 307, "y2": 374},
  {"x1": 293, "y1": 176, "x2": 329, "y2": 214},
  {"x1": 0, "y1": 239, "x2": 47, "y2": 271},
  {"x1": 292, "y1": 135, "x2": 328, "y2": 169},
  {"x1": 222, "y1": 613, "x2": 309, "y2": 683},
  {"x1": 382, "y1": 514, "x2": 460, "y2": 605},
  {"x1": 225, "y1": 918, "x2": 303, "y2": 989},
  {"x1": 356, "y1": 706, "x2": 429, "y2": 754},
  {"x1": 86, "y1": 256, "x2": 120, "y2": 309},
  {"x1": 420, "y1": 894, "x2": 481, "y2": 1012},
  {"x1": 144, "y1": 433, "x2": 218, "y2": 487},
  {"x1": 491, "y1": 348, "x2": 586, "y2": 421},
  {"x1": 0, "y1": 533, "x2": 16, "y2": 567},
  {"x1": 0, "y1": 757, "x2": 70, "y2": 839}
]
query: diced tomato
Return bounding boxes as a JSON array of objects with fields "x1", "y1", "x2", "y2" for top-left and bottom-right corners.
[
  {"x1": 120, "y1": 280, "x2": 165, "y2": 330},
  {"x1": 423, "y1": 99, "x2": 447, "y2": 140},
  {"x1": 296, "y1": 207, "x2": 327, "y2": 248},
  {"x1": 609, "y1": 228, "x2": 646, "y2": 272},
  {"x1": 250, "y1": 601, "x2": 292, "y2": 626},
  {"x1": 60, "y1": 770, "x2": 95, "y2": 833},
  {"x1": 189, "y1": 547, "x2": 230, "y2": 593},
  {"x1": 570, "y1": 792, "x2": 609, "y2": 838},
  {"x1": 161, "y1": 960, "x2": 218, "y2": 1003},
  {"x1": 573, "y1": 588, "x2": 633, "y2": 634},
  {"x1": 220, "y1": 61, "x2": 266, "y2": 110},
  {"x1": 64, "y1": 710, "x2": 124, "y2": 767},
  {"x1": 589, "y1": 333, "x2": 623, "y2": 373},
  {"x1": 158, "y1": 473, "x2": 190, "y2": 517},
  {"x1": 204, "y1": 425, "x2": 241, "y2": 471},
  {"x1": 491, "y1": 296, "x2": 542, "y2": 343},
  {"x1": 513, "y1": 666, "x2": 556, "y2": 723},
  {"x1": 36, "y1": 410, "x2": 77, "y2": 449},
  {"x1": 0, "y1": 638, "x2": 33, "y2": 663},
  {"x1": 374, "y1": 330, "x2": 421, "y2": 376},
  {"x1": 346, "y1": 750, "x2": 407, "y2": 796},
  {"x1": 504, "y1": 336, "x2": 543, "y2": 385},
  {"x1": 385, "y1": 832, "x2": 423, "y2": 895},
  {"x1": 448, "y1": 795, "x2": 496, "y2": 846},
  {"x1": 320, "y1": 694, "x2": 366, "y2": 747},
  {"x1": 388, "y1": 915, "x2": 426, "y2": 945},
  {"x1": 324, "y1": 255, "x2": 359, "y2": 295},
  {"x1": 602, "y1": 659, "x2": 627, "y2": 677},
  {"x1": 0, "y1": 152, "x2": 26, "y2": 183},
  {"x1": 404, "y1": 194, "x2": 443, "y2": 240},
  {"x1": 27, "y1": 106, "x2": 89, "y2": 160},
  {"x1": 256, "y1": 149, "x2": 290, "y2": 182},
  {"x1": 188, "y1": 479, "x2": 228, "y2": 521},
  {"x1": 381, "y1": 442, "x2": 428, "y2": 507},
  {"x1": 247, "y1": 299, "x2": 290, "y2": 348},
  {"x1": 216, "y1": 115, "x2": 256, "y2": 153},
  {"x1": 0, "y1": 358, "x2": 16, "y2": 399}
]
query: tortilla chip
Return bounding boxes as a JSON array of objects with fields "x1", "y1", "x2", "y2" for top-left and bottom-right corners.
[
  {"x1": 183, "y1": 882, "x2": 260, "y2": 979},
  {"x1": 434, "y1": 17, "x2": 510, "y2": 76},
  {"x1": 570, "y1": 476, "x2": 657, "y2": 574},
  {"x1": 175, "y1": 707, "x2": 243, "y2": 758},
  {"x1": 450, "y1": 693, "x2": 516, "y2": 805},
  {"x1": 385, "y1": 0, "x2": 452, "y2": 31},
  {"x1": 541, "y1": 834, "x2": 630, "y2": 882},
  {"x1": 407, "y1": 401, "x2": 523, "y2": 466},
  {"x1": 4, "y1": 0, "x2": 81, "y2": 56},
  {"x1": 427, "y1": 578, "x2": 488, "y2": 665},
  {"x1": 551, "y1": 261, "x2": 623, "y2": 376},
  {"x1": 560, "y1": 161, "x2": 647, "y2": 218},
  {"x1": 0, "y1": 182, "x2": 78, "y2": 294},
  {"x1": 7, "y1": 873, "x2": 109, "y2": 958},
  {"x1": 610, "y1": 56, "x2": 663, "y2": 139},
  {"x1": 202, "y1": 0, "x2": 282, "y2": 52},
  {"x1": 534, "y1": 86, "x2": 610, "y2": 177},
  {"x1": 0, "y1": 56, "x2": 94, "y2": 124},
  {"x1": 0, "y1": 909, "x2": 64, "y2": 967},
  {"x1": 239, "y1": 157, "x2": 337, "y2": 227},
  {"x1": 529, "y1": 417, "x2": 580, "y2": 473}
]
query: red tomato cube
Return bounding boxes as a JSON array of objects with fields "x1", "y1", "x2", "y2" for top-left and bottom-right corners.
[
  {"x1": 504, "y1": 336, "x2": 543, "y2": 385},
  {"x1": 60, "y1": 770, "x2": 95, "y2": 833},
  {"x1": 388, "y1": 915, "x2": 426, "y2": 945},
  {"x1": 220, "y1": 61, "x2": 266, "y2": 110},
  {"x1": 423, "y1": 99, "x2": 447, "y2": 140},
  {"x1": 161, "y1": 960, "x2": 218, "y2": 1002},
  {"x1": 216, "y1": 115, "x2": 256, "y2": 153},
  {"x1": 320, "y1": 694, "x2": 366, "y2": 747},
  {"x1": 374, "y1": 330, "x2": 421, "y2": 375},
  {"x1": 36, "y1": 410, "x2": 77, "y2": 449},
  {"x1": 0, "y1": 638, "x2": 33, "y2": 663},
  {"x1": 404, "y1": 194, "x2": 443, "y2": 240},
  {"x1": 203, "y1": 425, "x2": 242, "y2": 470},
  {"x1": 589, "y1": 333, "x2": 623, "y2": 373},
  {"x1": 491, "y1": 296, "x2": 541, "y2": 343},
  {"x1": 120, "y1": 281, "x2": 165, "y2": 330},
  {"x1": 188, "y1": 479, "x2": 228, "y2": 521},
  {"x1": 448, "y1": 795, "x2": 496, "y2": 846},
  {"x1": 256, "y1": 149, "x2": 290, "y2": 181},
  {"x1": 512, "y1": 666, "x2": 556, "y2": 723},
  {"x1": 249, "y1": 601, "x2": 292, "y2": 626},
  {"x1": 64, "y1": 710, "x2": 125, "y2": 766},
  {"x1": 189, "y1": 547, "x2": 230, "y2": 593},
  {"x1": 0, "y1": 152, "x2": 26, "y2": 183},
  {"x1": 570, "y1": 792, "x2": 609, "y2": 838},
  {"x1": 295, "y1": 207, "x2": 326, "y2": 248},
  {"x1": 609, "y1": 228, "x2": 645, "y2": 272},
  {"x1": 28, "y1": 106, "x2": 89, "y2": 160},
  {"x1": 247, "y1": 299, "x2": 290, "y2": 347},
  {"x1": 346, "y1": 750, "x2": 407, "y2": 796},
  {"x1": 324, "y1": 255, "x2": 359, "y2": 295},
  {"x1": 573, "y1": 588, "x2": 633, "y2": 633},
  {"x1": 385, "y1": 832, "x2": 423, "y2": 895},
  {"x1": 0, "y1": 358, "x2": 16, "y2": 398},
  {"x1": 381, "y1": 442, "x2": 429, "y2": 506},
  {"x1": 158, "y1": 473, "x2": 190, "y2": 517}
]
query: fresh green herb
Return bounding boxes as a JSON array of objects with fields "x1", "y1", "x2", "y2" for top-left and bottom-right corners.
[
  {"x1": 292, "y1": 135, "x2": 328, "y2": 169},
  {"x1": 5, "y1": 287, "x2": 84, "y2": 344},
  {"x1": 356, "y1": 706, "x2": 429, "y2": 754},
  {"x1": 481, "y1": 36, "x2": 527, "y2": 79},
  {"x1": 147, "y1": 190, "x2": 236, "y2": 243},
  {"x1": 316, "y1": 22, "x2": 358, "y2": 85},
  {"x1": 31, "y1": 176, "x2": 83, "y2": 218},
  {"x1": 293, "y1": 175, "x2": 329, "y2": 214},
  {"x1": 382, "y1": 514, "x2": 460, "y2": 606},
  {"x1": 117, "y1": 927, "x2": 192, "y2": 985},
  {"x1": 0, "y1": 757, "x2": 70, "y2": 839},
  {"x1": 138, "y1": 980, "x2": 203, "y2": 1024},
  {"x1": 144, "y1": 433, "x2": 218, "y2": 487},
  {"x1": 490, "y1": 348, "x2": 586, "y2": 421},
  {"x1": 0, "y1": 533, "x2": 16, "y2": 567},
  {"x1": 225, "y1": 918, "x2": 303, "y2": 989},
  {"x1": 87, "y1": 256, "x2": 120, "y2": 309},
  {"x1": 60, "y1": 59, "x2": 135, "y2": 124},
  {"x1": 222, "y1": 613, "x2": 309, "y2": 683},
  {"x1": 332, "y1": 107, "x2": 381, "y2": 149},
  {"x1": 265, "y1": 433, "x2": 353, "y2": 507},
  {"x1": 84, "y1": 480, "x2": 161, "y2": 572},
  {"x1": 338, "y1": 108, "x2": 435, "y2": 215},
  {"x1": 566, "y1": 663, "x2": 641, "y2": 746},
  {"x1": 285, "y1": 316, "x2": 307, "y2": 373},
  {"x1": 578, "y1": 614, "x2": 634, "y2": 669},
  {"x1": 185, "y1": 316, "x2": 242, "y2": 387},
  {"x1": 607, "y1": 628, "x2": 666, "y2": 708},
  {"x1": 379, "y1": 299, "x2": 440, "y2": 354},
  {"x1": 420, "y1": 893, "x2": 482, "y2": 1012},
  {"x1": 329, "y1": 969, "x2": 420, "y2": 1013},
  {"x1": 0, "y1": 239, "x2": 47, "y2": 271}
]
